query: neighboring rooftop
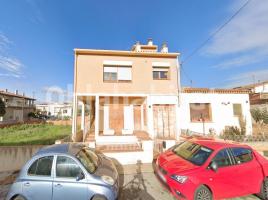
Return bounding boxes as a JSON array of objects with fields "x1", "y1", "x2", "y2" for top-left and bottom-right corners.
[
  {"x1": 233, "y1": 80, "x2": 268, "y2": 90},
  {"x1": 74, "y1": 38, "x2": 180, "y2": 58},
  {"x1": 182, "y1": 87, "x2": 250, "y2": 94},
  {"x1": 0, "y1": 89, "x2": 35, "y2": 100}
]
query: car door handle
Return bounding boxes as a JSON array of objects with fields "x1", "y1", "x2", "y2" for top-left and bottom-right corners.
[
  {"x1": 24, "y1": 182, "x2": 30, "y2": 187},
  {"x1": 55, "y1": 183, "x2": 62, "y2": 188}
]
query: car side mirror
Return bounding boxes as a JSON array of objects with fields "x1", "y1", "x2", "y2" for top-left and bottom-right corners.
[
  {"x1": 209, "y1": 161, "x2": 218, "y2": 172},
  {"x1": 76, "y1": 172, "x2": 85, "y2": 181}
]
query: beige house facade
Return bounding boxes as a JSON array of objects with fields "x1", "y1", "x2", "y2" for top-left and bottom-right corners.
[
  {"x1": 0, "y1": 89, "x2": 35, "y2": 124},
  {"x1": 72, "y1": 40, "x2": 180, "y2": 151}
]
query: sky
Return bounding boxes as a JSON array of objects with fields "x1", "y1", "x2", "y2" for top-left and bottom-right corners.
[{"x1": 0, "y1": 0, "x2": 268, "y2": 102}]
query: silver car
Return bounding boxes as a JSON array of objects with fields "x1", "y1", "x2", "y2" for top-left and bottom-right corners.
[{"x1": 6, "y1": 143, "x2": 119, "y2": 200}]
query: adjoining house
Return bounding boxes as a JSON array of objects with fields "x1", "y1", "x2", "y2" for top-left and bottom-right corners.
[
  {"x1": 234, "y1": 80, "x2": 268, "y2": 110},
  {"x1": 0, "y1": 89, "x2": 35, "y2": 124},
  {"x1": 36, "y1": 102, "x2": 72, "y2": 119},
  {"x1": 180, "y1": 87, "x2": 252, "y2": 135},
  {"x1": 71, "y1": 39, "x2": 253, "y2": 164}
]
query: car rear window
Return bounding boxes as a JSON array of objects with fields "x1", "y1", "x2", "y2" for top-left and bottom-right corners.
[
  {"x1": 231, "y1": 148, "x2": 253, "y2": 164},
  {"x1": 172, "y1": 141, "x2": 213, "y2": 166},
  {"x1": 76, "y1": 148, "x2": 99, "y2": 173},
  {"x1": 28, "y1": 156, "x2": 53, "y2": 176}
]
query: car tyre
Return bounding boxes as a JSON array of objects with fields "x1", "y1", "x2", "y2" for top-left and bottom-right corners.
[
  {"x1": 258, "y1": 178, "x2": 268, "y2": 200},
  {"x1": 91, "y1": 194, "x2": 107, "y2": 200},
  {"x1": 194, "y1": 185, "x2": 212, "y2": 200},
  {"x1": 13, "y1": 195, "x2": 26, "y2": 200}
]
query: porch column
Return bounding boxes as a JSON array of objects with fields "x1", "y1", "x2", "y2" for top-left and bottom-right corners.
[
  {"x1": 95, "y1": 95, "x2": 99, "y2": 139},
  {"x1": 147, "y1": 96, "x2": 154, "y2": 138},
  {"x1": 81, "y1": 101, "x2": 85, "y2": 132},
  {"x1": 72, "y1": 94, "x2": 78, "y2": 141},
  {"x1": 175, "y1": 100, "x2": 181, "y2": 140}
]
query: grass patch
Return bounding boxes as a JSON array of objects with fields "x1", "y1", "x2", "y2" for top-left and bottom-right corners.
[{"x1": 0, "y1": 123, "x2": 71, "y2": 146}]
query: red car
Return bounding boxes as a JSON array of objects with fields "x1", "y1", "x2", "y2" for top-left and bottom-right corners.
[{"x1": 155, "y1": 139, "x2": 268, "y2": 200}]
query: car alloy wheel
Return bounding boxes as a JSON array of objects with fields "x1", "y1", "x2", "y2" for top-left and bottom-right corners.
[
  {"x1": 14, "y1": 196, "x2": 26, "y2": 200},
  {"x1": 195, "y1": 186, "x2": 212, "y2": 200},
  {"x1": 264, "y1": 179, "x2": 268, "y2": 199}
]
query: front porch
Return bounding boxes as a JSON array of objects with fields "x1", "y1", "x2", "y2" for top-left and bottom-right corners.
[
  {"x1": 72, "y1": 95, "x2": 152, "y2": 142},
  {"x1": 72, "y1": 94, "x2": 179, "y2": 164}
]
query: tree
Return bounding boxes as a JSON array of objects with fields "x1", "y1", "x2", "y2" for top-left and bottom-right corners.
[
  {"x1": 0, "y1": 98, "x2": 6, "y2": 118},
  {"x1": 251, "y1": 108, "x2": 263, "y2": 124}
]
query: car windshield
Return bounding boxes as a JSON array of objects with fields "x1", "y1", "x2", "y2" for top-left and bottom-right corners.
[
  {"x1": 172, "y1": 141, "x2": 213, "y2": 166},
  {"x1": 76, "y1": 148, "x2": 99, "y2": 173}
]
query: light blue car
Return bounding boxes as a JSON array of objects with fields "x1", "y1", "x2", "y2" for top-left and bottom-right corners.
[{"x1": 6, "y1": 144, "x2": 119, "y2": 200}]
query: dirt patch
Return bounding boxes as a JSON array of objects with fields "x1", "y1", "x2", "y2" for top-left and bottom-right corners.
[{"x1": 0, "y1": 171, "x2": 19, "y2": 185}]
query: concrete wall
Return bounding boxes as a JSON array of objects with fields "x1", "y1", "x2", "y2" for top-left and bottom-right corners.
[
  {"x1": 0, "y1": 146, "x2": 44, "y2": 172},
  {"x1": 180, "y1": 93, "x2": 252, "y2": 135}
]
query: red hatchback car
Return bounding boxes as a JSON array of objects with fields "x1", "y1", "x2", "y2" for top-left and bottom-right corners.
[{"x1": 155, "y1": 139, "x2": 268, "y2": 200}]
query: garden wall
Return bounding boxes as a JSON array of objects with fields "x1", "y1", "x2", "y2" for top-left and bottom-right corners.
[{"x1": 0, "y1": 145, "x2": 45, "y2": 172}]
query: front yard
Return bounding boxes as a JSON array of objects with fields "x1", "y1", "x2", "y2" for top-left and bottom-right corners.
[{"x1": 0, "y1": 123, "x2": 71, "y2": 146}]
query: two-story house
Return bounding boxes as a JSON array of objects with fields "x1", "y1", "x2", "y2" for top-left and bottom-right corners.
[
  {"x1": 0, "y1": 89, "x2": 35, "y2": 123},
  {"x1": 72, "y1": 39, "x2": 180, "y2": 161}
]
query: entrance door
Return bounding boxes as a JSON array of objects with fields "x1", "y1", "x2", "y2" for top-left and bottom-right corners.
[
  {"x1": 109, "y1": 104, "x2": 124, "y2": 134},
  {"x1": 153, "y1": 105, "x2": 176, "y2": 139}
]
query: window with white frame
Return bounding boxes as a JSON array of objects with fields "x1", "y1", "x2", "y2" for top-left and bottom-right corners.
[
  {"x1": 103, "y1": 66, "x2": 132, "y2": 82},
  {"x1": 153, "y1": 66, "x2": 169, "y2": 80}
]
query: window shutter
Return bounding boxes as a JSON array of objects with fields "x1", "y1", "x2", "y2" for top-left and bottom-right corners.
[{"x1": 118, "y1": 67, "x2": 132, "y2": 80}]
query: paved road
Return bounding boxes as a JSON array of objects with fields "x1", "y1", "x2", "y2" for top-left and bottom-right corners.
[{"x1": 0, "y1": 166, "x2": 260, "y2": 200}]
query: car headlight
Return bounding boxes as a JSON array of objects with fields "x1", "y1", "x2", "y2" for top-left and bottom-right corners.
[
  {"x1": 170, "y1": 175, "x2": 188, "y2": 184},
  {"x1": 101, "y1": 175, "x2": 115, "y2": 185}
]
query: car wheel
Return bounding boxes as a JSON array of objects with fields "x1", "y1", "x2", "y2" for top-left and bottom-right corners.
[
  {"x1": 91, "y1": 194, "x2": 107, "y2": 200},
  {"x1": 13, "y1": 195, "x2": 26, "y2": 200},
  {"x1": 194, "y1": 185, "x2": 212, "y2": 200},
  {"x1": 259, "y1": 178, "x2": 268, "y2": 200}
]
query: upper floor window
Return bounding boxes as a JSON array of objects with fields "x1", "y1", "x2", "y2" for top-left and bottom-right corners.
[
  {"x1": 103, "y1": 66, "x2": 132, "y2": 82},
  {"x1": 233, "y1": 104, "x2": 242, "y2": 116},
  {"x1": 190, "y1": 103, "x2": 212, "y2": 122},
  {"x1": 153, "y1": 67, "x2": 169, "y2": 80}
]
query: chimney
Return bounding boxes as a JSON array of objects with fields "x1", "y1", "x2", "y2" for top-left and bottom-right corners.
[
  {"x1": 5, "y1": 89, "x2": 8, "y2": 92},
  {"x1": 15, "y1": 90, "x2": 18, "y2": 95},
  {"x1": 23, "y1": 92, "x2": 25, "y2": 96},
  {"x1": 147, "y1": 38, "x2": 153, "y2": 46},
  {"x1": 161, "y1": 42, "x2": 168, "y2": 53},
  {"x1": 134, "y1": 41, "x2": 141, "y2": 52}
]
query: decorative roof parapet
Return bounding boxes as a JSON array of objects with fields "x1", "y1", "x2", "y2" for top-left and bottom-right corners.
[{"x1": 182, "y1": 87, "x2": 251, "y2": 94}]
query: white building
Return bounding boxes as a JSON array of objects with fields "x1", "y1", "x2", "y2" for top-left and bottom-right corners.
[
  {"x1": 180, "y1": 88, "x2": 252, "y2": 135},
  {"x1": 36, "y1": 102, "x2": 72, "y2": 119}
]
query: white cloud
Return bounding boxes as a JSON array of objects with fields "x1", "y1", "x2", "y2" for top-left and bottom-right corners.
[
  {"x1": 0, "y1": 32, "x2": 24, "y2": 77},
  {"x1": 0, "y1": 56, "x2": 23, "y2": 73},
  {"x1": 0, "y1": 33, "x2": 12, "y2": 50},
  {"x1": 0, "y1": 73, "x2": 21, "y2": 78},
  {"x1": 225, "y1": 68, "x2": 268, "y2": 88},
  {"x1": 212, "y1": 52, "x2": 267, "y2": 69},
  {"x1": 205, "y1": 0, "x2": 268, "y2": 55}
]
